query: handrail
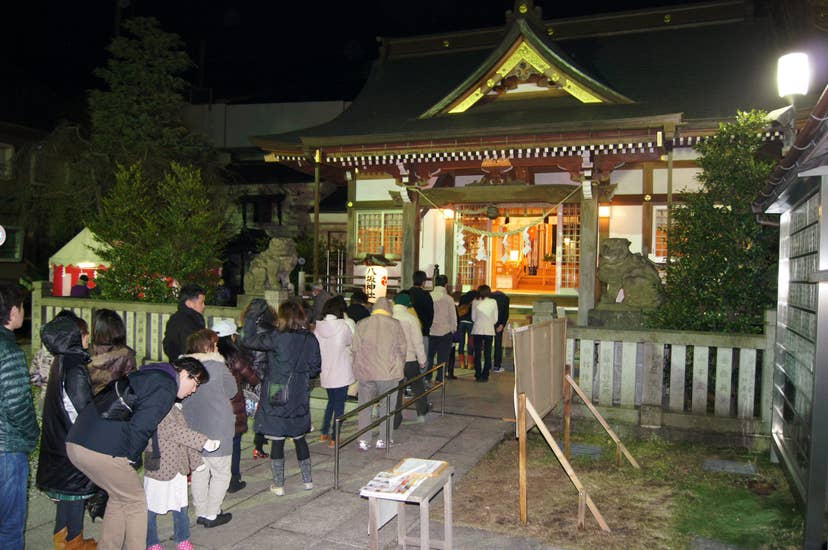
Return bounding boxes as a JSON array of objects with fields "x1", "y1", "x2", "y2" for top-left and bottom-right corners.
[{"x1": 333, "y1": 362, "x2": 447, "y2": 489}]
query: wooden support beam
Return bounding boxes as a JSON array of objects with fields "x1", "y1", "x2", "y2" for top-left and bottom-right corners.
[
  {"x1": 523, "y1": 396, "x2": 610, "y2": 532},
  {"x1": 518, "y1": 393, "x2": 528, "y2": 525},
  {"x1": 565, "y1": 374, "x2": 641, "y2": 470}
]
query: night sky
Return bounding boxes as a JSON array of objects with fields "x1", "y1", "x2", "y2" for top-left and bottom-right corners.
[{"x1": 1, "y1": 0, "x2": 726, "y2": 129}]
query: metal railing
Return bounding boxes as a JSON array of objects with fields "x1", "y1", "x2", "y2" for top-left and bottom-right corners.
[{"x1": 332, "y1": 362, "x2": 447, "y2": 489}]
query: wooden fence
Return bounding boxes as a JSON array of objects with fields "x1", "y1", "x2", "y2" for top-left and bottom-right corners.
[
  {"x1": 31, "y1": 282, "x2": 246, "y2": 364},
  {"x1": 565, "y1": 310, "x2": 776, "y2": 436}
]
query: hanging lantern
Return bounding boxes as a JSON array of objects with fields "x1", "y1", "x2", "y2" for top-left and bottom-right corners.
[{"x1": 364, "y1": 266, "x2": 388, "y2": 303}]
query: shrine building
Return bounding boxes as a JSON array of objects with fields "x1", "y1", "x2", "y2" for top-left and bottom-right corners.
[{"x1": 252, "y1": 0, "x2": 822, "y2": 323}]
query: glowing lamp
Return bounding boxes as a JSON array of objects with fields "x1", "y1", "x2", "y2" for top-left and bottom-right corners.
[
  {"x1": 509, "y1": 250, "x2": 519, "y2": 262},
  {"x1": 777, "y1": 53, "x2": 810, "y2": 98},
  {"x1": 599, "y1": 205, "x2": 611, "y2": 218},
  {"x1": 443, "y1": 209, "x2": 455, "y2": 219},
  {"x1": 364, "y1": 266, "x2": 388, "y2": 303}
]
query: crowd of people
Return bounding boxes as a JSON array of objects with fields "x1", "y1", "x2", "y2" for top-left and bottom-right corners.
[{"x1": 0, "y1": 272, "x2": 510, "y2": 550}]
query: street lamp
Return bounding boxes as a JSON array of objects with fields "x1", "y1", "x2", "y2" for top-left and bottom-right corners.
[
  {"x1": 775, "y1": 52, "x2": 810, "y2": 154},
  {"x1": 777, "y1": 52, "x2": 810, "y2": 99}
]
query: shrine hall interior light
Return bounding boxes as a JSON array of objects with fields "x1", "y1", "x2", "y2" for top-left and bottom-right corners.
[
  {"x1": 777, "y1": 52, "x2": 810, "y2": 98},
  {"x1": 599, "y1": 205, "x2": 611, "y2": 218},
  {"x1": 510, "y1": 250, "x2": 519, "y2": 262},
  {"x1": 443, "y1": 209, "x2": 455, "y2": 219}
]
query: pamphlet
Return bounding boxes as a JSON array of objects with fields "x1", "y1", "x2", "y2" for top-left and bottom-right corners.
[{"x1": 359, "y1": 458, "x2": 448, "y2": 500}]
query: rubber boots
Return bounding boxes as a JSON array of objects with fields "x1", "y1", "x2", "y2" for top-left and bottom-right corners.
[
  {"x1": 299, "y1": 457, "x2": 313, "y2": 490},
  {"x1": 270, "y1": 458, "x2": 285, "y2": 496}
]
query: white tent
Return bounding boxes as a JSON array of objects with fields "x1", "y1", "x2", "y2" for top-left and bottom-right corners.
[{"x1": 49, "y1": 228, "x2": 109, "y2": 296}]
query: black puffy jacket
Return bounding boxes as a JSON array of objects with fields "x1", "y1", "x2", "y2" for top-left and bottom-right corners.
[{"x1": 36, "y1": 317, "x2": 96, "y2": 497}]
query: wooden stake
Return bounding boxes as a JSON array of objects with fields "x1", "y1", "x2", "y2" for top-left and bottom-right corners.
[
  {"x1": 564, "y1": 364, "x2": 572, "y2": 460},
  {"x1": 565, "y1": 374, "x2": 641, "y2": 470},
  {"x1": 518, "y1": 393, "x2": 528, "y2": 525},
  {"x1": 524, "y1": 398, "x2": 611, "y2": 532}
]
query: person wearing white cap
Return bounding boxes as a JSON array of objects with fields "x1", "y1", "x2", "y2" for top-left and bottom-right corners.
[{"x1": 211, "y1": 319, "x2": 260, "y2": 494}]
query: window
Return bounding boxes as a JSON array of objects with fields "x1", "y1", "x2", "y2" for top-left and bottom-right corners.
[
  {"x1": 559, "y1": 204, "x2": 580, "y2": 289},
  {"x1": 0, "y1": 226, "x2": 23, "y2": 262},
  {"x1": 653, "y1": 206, "x2": 669, "y2": 260},
  {"x1": 356, "y1": 210, "x2": 403, "y2": 257}
]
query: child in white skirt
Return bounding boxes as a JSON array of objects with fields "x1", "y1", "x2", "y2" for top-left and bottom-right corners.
[{"x1": 144, "y1": 402, "x2": 219, "y2": 550}]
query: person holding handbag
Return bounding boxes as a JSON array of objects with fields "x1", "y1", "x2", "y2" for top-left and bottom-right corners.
[
  {"x1": 66, "y1": 358, "x2": 208, "y2": 550},
  {"x1": 241, "y1": 299, "x2": 321, "y2": 496}
]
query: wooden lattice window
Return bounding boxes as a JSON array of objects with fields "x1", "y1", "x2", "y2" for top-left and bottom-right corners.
[
  {"x1": 559, "y1": 204, "x2": 580, "y2": 289},
  {"x1": 654, "y1": 206, "x2": 668, "y2": 260},
  {"x1": 355, "y1": 210, "x2": 403, "y2": 257}
]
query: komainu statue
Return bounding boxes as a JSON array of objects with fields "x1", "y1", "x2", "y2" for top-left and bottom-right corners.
[
  {"x1": 596, "y1": 238, "x2": 663, "y2": 309},
  {"x1": 245, "y1": 237, "x2": 297, "y2": 293}
]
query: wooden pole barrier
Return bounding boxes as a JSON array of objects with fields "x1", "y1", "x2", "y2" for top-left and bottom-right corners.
[
  {"x1": 565, "y1": 374, "x2": 641, "y2": 470},
  {"x1": 564, "y1": 364, "x2": 572, "y2": 460},
  {"x1": 518, "y1": 393, "x2": 528, "y2": 525},
  {"x1": 524, "y1": 398, "x2": 610, "y2": 532}
]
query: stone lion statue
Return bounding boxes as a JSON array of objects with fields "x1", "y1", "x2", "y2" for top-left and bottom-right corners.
[
  {"x1": 596, "y1": 238, "x2": 663, "y2": 309},
  {"x1": 245, "y1": 237, "x2": 297, "y2": 294}
]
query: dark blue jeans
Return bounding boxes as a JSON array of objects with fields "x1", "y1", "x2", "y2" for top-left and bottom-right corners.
[
  {"x1": 322, "y1": 386, "x2": 348, "y2": 440},
  {"x1": 457, "y1": 321, "x2": 474, "y2": 355},
  {"x1": 0, "y1": 452, "x2": 29, "y2": 549},
  {"x1": 473, "y1": 335, "x2": 493, "y2": 380},
  {"x1": 147, "y1": 507, "x2": 190, "y2": 545},
  {"x1": 231, "y1": 432, "x2": 242, "y2": 480},
  {"x1": 55, "y1": 499, "x2": 86, "y2": 540}
]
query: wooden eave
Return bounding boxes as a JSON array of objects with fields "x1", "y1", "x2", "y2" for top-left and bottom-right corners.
[
  {"x1": 419, "y1": 18, "x2": 631, "y2": 119},
  {"x1": 421, "y1": 183, "x2": 580, "y2": 207}
]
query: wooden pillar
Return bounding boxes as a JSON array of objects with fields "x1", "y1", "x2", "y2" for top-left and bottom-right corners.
[
  {"x1": 401, "y1": 190, "x2": 419, "y2": 289},
  {"x1": 312, "y1": 149, "x2": 321, "y2": 283},
  {"x1": 642, "y1": 163, "x2": 654, "y2": 256},
  {"x1": 444, "y1": 216, "x2": 455, "y2": 290},
  {"x1": 577, "y1": 194, "x2": 598, "y2": 326},
  {"x1": 346, "y1": 173, "x2": 357, "y2": 283}
]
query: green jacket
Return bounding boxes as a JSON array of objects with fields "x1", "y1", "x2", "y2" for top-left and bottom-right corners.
[{"x1": 0, "y1": 326, "x2": 39, "y2": 453}]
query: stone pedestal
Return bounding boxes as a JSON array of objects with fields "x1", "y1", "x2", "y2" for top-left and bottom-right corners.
[
  {"x1": 587, "y1": 308, "x2": 646, "y2": 329},
  {"x1": 236, "y1": 290, "x2": 289, "y2": 314}
]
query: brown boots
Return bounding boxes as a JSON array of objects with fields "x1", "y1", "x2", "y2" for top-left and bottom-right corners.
[
  {"x1": 54, "y1": 528, "x2": 97, "y2": 550},
  {"x1": 66, "y1": 533, "x2": 97, "y2": 549}
]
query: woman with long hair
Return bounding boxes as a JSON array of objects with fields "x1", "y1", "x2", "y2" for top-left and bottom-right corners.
[
  {"x1": 241, "y1": 299, "x2": 321, "y2": 496},
  {"x1": 66, "y1": 357, "x2": 208, "y2": 550},
  {"x1": 239, "y1": 300, "x2": 277, "y2": 459},
  {"x1": 88, "y1": 309, "x2": 137, "y2": 394},
  {"x1": 36, "y1": 312, "x2": 98, "y2": 549},
  {"x1": 313, "y1": 296, "x2": 354, "y2": 448}
]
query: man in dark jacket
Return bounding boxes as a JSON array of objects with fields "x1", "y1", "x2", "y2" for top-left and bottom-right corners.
[
  {"x1": 0, "y1": 283, "x2": 39, "y2": 549},
  {"x1": 346, "y1": 289, "x2": 371, "y2": 324},
  {"x1": 491, "y1": 290, "x2": 510, "y2": 373},
  {"x1": 163, "y1": 284, "x2": 206, "y2": 361},
  {"x1": 409, "y1": 270, "x2": 434, "y2": 378}
]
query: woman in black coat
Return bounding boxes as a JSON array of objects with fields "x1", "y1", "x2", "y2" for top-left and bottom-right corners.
[
  {"x1": 241, "y1": 299, "x2": 321, "y2": 497},
  {"x1": 35, "y1": 313, "x2": 98, "y2": 549},
  {"x1": 66, "y1": 357, "x2": 208, "y2": 550}
]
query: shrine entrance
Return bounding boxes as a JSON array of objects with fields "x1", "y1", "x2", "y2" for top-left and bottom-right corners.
[{"x1": 454, "y1": 204, "x2": 581, "y2": 293}]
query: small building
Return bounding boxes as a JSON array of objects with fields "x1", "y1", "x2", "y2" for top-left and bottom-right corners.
[
  {"x1": 48, "y1": 228, "x2": 107, "y2": 296},
  {"x1": 253, "y1": 0, "x2": 822, "y2": 322},
  {"x1": 752, "y1": 85, "x2": 828, "y2": 548}
]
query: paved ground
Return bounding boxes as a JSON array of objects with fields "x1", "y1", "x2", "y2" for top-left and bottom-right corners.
[{"x1": 24, "y1": 356, "x2": 562, "y2": 549}]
